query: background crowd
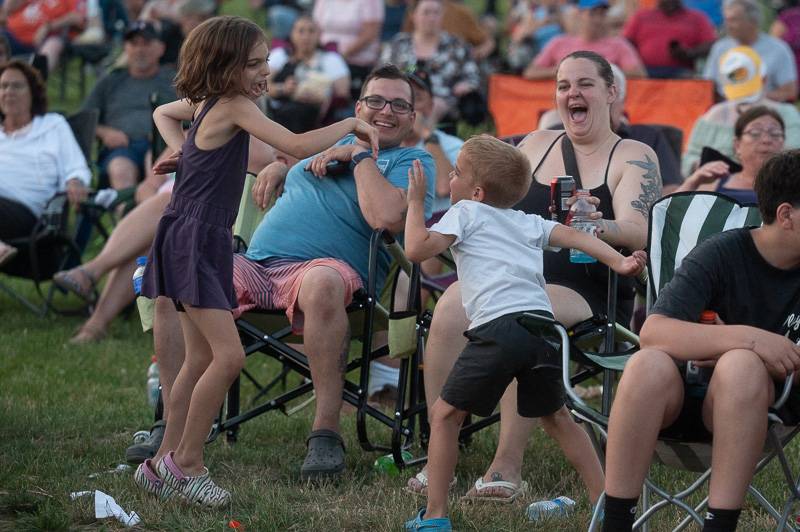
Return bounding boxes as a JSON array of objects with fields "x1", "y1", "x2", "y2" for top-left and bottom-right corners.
[{"x1": 1, "y1": 0, "x2": 799, "y2": 526}]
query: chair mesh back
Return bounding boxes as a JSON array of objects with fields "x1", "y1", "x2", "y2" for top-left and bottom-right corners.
[
  {"x1": 66, "y1": 109, "x2": 99, "y2": 164},
  {"x1": 647, "y1": 192, "x2": 762, "y2": 304},
  {"x1": 233, "y1": 173, "x2": 269, "y2": 250}
]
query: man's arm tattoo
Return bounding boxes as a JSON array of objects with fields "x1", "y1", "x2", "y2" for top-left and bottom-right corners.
[{"x1": 626, "y1": 154, "x2": 661, "y2": 220}]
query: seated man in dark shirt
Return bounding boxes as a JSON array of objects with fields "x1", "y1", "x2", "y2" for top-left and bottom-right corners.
[{"x1": 602, "y1": 149, "x2": 800, "y2": 532}]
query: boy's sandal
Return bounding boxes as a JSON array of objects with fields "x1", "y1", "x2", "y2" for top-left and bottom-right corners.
[
  {"x1": 404, "y1": 469, "x2": 457, "y2": 497},
  {"x1": 156, "y1": 451, "x2": 231, "y2": 508},
  {"x1": 52, "y1": 266, "x2": 98, "y2": 303},
  {"x1": 300, "y1": 429, "x2": 346, "y2": 481},
  {"x1": 461, "y1": 477, "x2": 529, "y2": 504},
  {"x1": 133, "y1": 459, "x2": 176, "y2": 501},
  {"x1": 404, "y1": 508, "x2": 453, "y2": 531}
]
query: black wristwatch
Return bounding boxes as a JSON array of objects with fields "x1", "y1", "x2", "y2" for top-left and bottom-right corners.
[
  {"x1": 351, "y1": 150, "x2": 373, "y2": 169},
  {"x1": 423, "y1": 133, "x2": 440, "y2": 145}
]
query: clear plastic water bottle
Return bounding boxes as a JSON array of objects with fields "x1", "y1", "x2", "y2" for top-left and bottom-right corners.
[
  {"x1": 373, "y1": 450, "x2": 413, "y2": 476},
  {"x1": 132, "y1": 256, "x2": 147, "y2": 296},
  {"x1": 146, "y1": 355, "x2": 160, "y2": 407},
  {"x1": 569, "y1": 189, "x2": 598, "y2": 264},
  {"x1": 526, "y1": 495, "x2": 576, "y2": 521}
]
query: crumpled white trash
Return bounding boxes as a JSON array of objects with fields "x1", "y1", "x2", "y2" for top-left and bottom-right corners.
[{"x1": 70, "y1": 489, "x2": 141, "y2": 527}]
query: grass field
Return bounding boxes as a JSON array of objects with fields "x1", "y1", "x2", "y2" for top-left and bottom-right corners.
[
  {"x1": 3, "y1": 4, "x2": 800, "y2": 531},
  {"x1": 3, "y1": 276, "x2": 800, "y2": 532}
]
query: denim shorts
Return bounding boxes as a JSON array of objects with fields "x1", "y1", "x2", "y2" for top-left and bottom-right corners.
[{"x1": 98, "y1": 137, "x2": 150, "y2": 177}]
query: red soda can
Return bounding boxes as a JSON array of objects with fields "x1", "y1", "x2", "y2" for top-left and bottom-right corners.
[{"x1": 550, "y1": 176, "x2": 576, "y2": 224}]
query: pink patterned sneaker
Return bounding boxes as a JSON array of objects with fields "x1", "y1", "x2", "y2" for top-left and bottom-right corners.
[
  {"x1": 157, "y1": 451, "x2": 231, "y2": 508},
  {"x1": 133, "y1": 459, "x2": 175, "y2": 500}
]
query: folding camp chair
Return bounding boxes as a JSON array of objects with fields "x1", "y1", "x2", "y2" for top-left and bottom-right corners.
[
  {"x1": 520, "y1": 191, "x2": 800, "y2": 531},
  {"x1": 208, "y1": 175, "x2": 429, "y2": 469},
  {"x1": 0, "y1": 192, "x2": 87, "y2": 316}
]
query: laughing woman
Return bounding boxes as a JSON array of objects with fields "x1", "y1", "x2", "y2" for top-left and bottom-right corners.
[{"x1": 406, "y1": 50, "x2": 661, "y2": 513}]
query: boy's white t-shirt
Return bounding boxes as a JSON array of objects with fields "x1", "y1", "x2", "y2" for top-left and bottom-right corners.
[{"x1": 429, "y1": 200, "x2": 560, "y2": 329}]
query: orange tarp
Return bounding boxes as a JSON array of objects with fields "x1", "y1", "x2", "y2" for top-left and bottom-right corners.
[{"x1": 488, "y1": 74, "x2": 716, "y2": 149}]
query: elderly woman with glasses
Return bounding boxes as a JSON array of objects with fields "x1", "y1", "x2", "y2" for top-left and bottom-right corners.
[
  {"x1": 677, "y1": 106, "x2": 785, "y2": 204},
  {"x1": 0, "y1": 59, "x2": 90, "y2": 266}
]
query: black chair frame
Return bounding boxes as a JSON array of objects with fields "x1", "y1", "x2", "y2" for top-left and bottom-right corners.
[{"x1": 211, "y1": 229, "x2": 430, "y2": 468}]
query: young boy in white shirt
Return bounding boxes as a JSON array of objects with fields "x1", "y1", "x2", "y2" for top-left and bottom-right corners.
[{"x1": 403, "y1": 135, "x2": 647, "y2": 531}]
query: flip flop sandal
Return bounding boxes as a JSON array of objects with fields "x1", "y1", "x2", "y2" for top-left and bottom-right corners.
[
  {"x1": 53, "y1": 266, "x2": 98, "y2": 303},
  {"x1": 300, "y1": 429, "x2": 345, "y2": 481},
  {"x1": 404, "y1": 469, "x2": 457, "y2": 498},
  {"x1": 460, "y1": 477, "x2": 529, "y2": 504}
]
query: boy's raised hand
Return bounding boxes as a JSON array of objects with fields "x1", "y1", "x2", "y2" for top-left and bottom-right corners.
[
  {"x1": 407, "y1": 159, "x2": 427, "y2": 204},
  {"x1": 352, "y1": 118, "x2": 380, "y2": 158},
  {"x1": 613, "y1": 249, "x2": 647, "y2": 277}
]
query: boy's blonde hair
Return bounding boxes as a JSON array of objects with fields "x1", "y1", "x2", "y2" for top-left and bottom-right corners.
[
  {"x1": 461, "y1": 134, "x2": 532, "y2": 208},
  {"x1": 175, "y1": 16, "x2": 266, "y2": 104}
]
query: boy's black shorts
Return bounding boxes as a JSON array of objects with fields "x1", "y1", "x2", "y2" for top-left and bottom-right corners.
[{"x1": 440, "y1": 310, "x2": 564, "y2": 419}]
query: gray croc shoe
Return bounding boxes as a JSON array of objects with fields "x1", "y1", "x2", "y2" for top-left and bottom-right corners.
[
  {"x1": 300, "y1": 429, "x2": 345, "y2": 481},
  {"x1": 126, "y1": 420, "x2": 166, "y2": 464}
]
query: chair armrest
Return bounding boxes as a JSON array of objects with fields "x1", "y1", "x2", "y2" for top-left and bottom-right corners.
[
  {"x1": 773, "y1": 373, "x2": 795, "y2": 411},
  {"x1": 517, "y1": 312, "x2": 611, "y2": 428}
]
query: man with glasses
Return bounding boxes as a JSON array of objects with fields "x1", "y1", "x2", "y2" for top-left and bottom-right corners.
[{"x1": 131, "y1": 64, "x2": 435, "y2": 479}]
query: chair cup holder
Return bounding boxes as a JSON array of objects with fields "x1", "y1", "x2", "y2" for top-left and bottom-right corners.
[{"x1": 388, "y1": 310, "x2": 417, "y2": 359}]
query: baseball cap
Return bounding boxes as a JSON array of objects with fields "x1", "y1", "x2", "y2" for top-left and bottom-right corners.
[
  {"x1": 719, "y1": 46, "x2": 764, "y2": 102},
  {"x1": 407, "y1": 68, "x2": 433, "y2": 95},
  {"x1": 124, "y1": 20, "x2": 161, "y2": 41},
  {"x1": 578, "y1": 0, "x2": 610, "y2": 9}
]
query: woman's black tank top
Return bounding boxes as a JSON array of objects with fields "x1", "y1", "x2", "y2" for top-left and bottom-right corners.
[{"x1": 514, "y1": 132, "x2": 634, "y2": 321}]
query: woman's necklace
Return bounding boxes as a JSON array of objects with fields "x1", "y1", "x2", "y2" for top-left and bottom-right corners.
[{"x1": 571, "y1": 132, "x2": 615, "y2": 158}]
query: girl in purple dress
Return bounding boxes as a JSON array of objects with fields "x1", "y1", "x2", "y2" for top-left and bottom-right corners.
[{"x1": 133, "y1": 15, "x2": 378, "y2": 507}]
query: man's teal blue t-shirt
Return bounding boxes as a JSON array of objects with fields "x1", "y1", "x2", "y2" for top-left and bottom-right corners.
[{"x1": 246, "y1": 135, "x2": 435, "y2": 286}]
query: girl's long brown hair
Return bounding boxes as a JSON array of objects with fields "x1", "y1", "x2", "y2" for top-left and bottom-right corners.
[{"x1": 175, "y1": 16, "x2": 266, "y2": 104}]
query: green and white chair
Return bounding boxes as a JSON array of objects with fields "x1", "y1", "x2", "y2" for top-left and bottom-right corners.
[
  {"x1": 521, "y1": 191, "x2": 800, "y2": 531},
  {"x1": 646, "y1": 191, "x2": 763, "y2": 311}
]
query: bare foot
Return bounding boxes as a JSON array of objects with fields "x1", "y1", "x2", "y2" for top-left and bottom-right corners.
[{"x1": 69, "y1": 323, "x2": 106, "y2": 344}]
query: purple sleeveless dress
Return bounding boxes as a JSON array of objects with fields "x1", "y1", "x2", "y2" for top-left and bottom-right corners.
[{"x1": 141, "y1": 97, "x2": 250, "y2": 310}]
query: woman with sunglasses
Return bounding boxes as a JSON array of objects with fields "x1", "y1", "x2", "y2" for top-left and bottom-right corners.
[{"x1": 677, "y1": 106, "x2": 785, "y2": 204}]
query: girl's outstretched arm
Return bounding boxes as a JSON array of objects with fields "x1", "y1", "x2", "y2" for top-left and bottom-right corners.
[
  {"x1": 153, "y1": 99, "x2": 197, "y2": 153},
  {"x1": 230, "y1": 97, "x2": 379, "y2": 159}
]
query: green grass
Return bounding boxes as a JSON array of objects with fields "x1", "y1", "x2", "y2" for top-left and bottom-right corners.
[
  {"x1": 2, "y1": 275, "x2": 800, "y2": 531},
  {"x1": 3, "y1": 4, "x2": 799, "y2": 530}
]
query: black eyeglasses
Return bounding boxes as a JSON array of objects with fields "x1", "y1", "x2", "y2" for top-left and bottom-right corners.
[{"x1": 360, "y1": 95, "x2": 413, "y2": 114}]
